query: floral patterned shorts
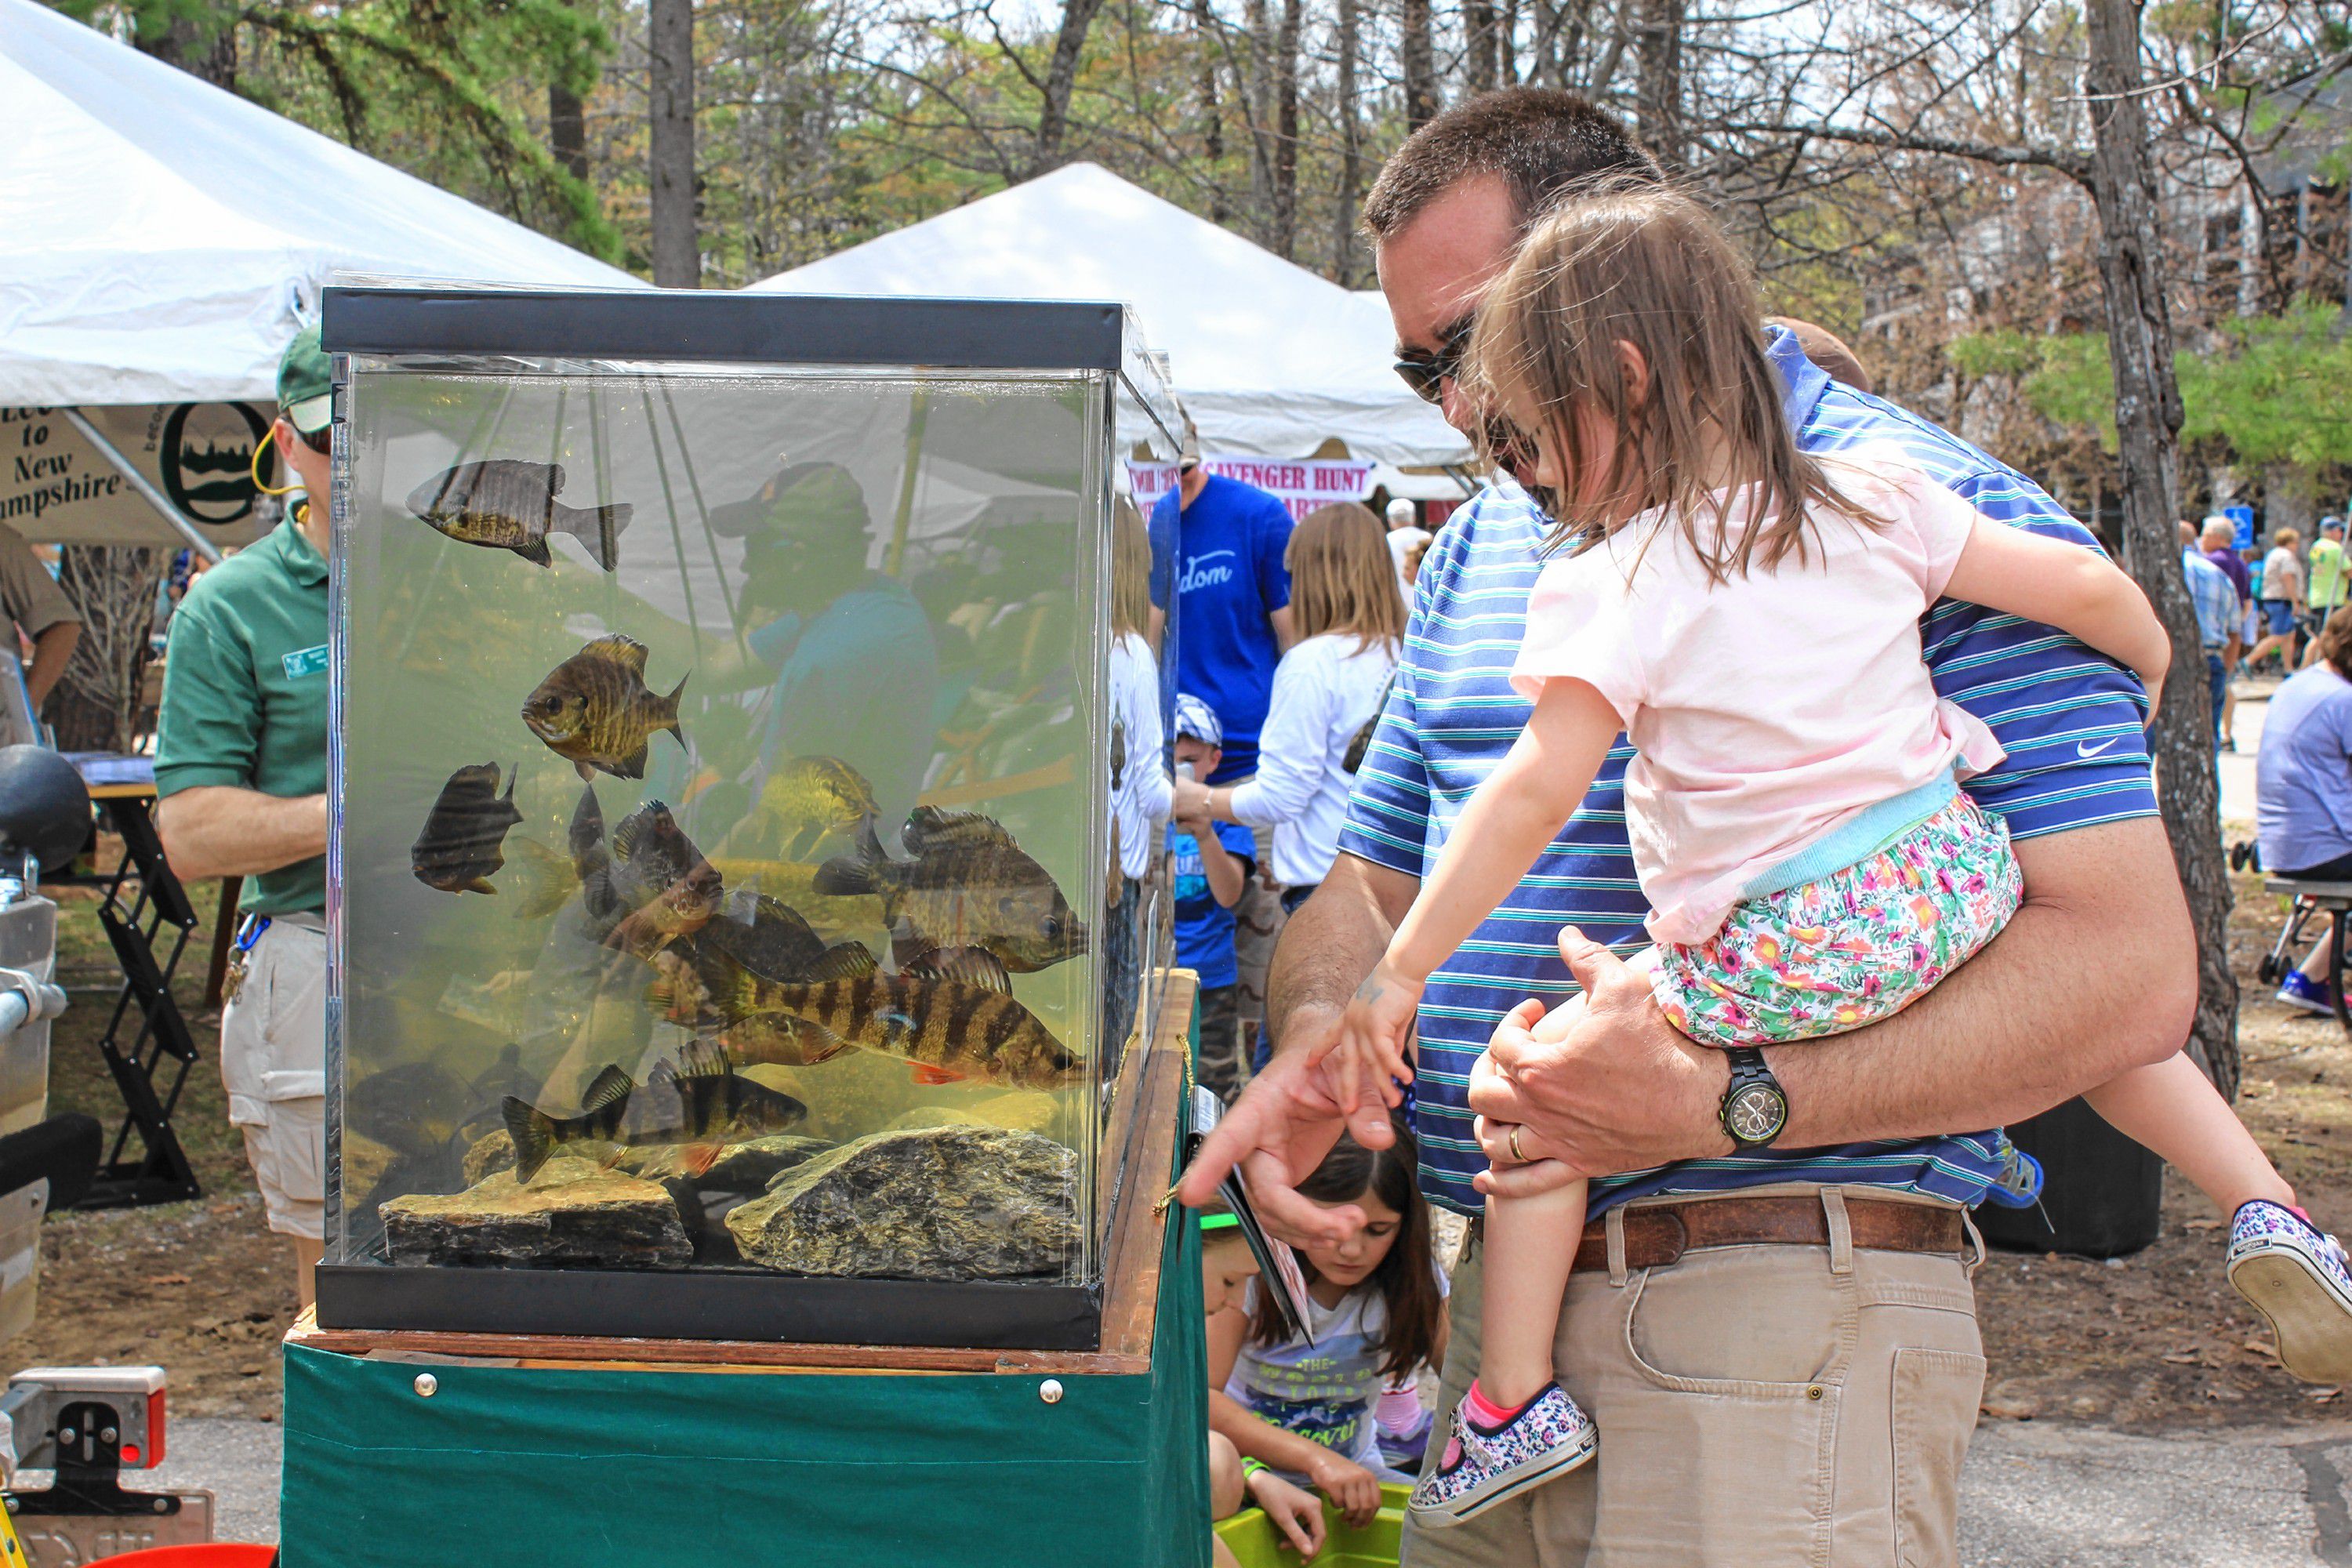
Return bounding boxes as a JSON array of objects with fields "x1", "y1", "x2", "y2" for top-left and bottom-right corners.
[{"x1": 1652, "y1": 794, "x2": 2024, "y2": 1048}]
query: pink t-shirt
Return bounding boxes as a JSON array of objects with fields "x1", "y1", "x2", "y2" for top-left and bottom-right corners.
[{"x1": 1509, "y1": 451, "x2": 2005, "y2": 946}]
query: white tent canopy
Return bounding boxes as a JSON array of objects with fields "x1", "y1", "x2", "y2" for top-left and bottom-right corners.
[
  {"x1": 0, "y1": 0, "x2": 641, "y2": 410},
  {"x1": 753, "y1": 163, "x2": 1468, "y2": 466}
]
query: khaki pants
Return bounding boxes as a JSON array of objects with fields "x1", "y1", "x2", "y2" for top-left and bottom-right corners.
[
  {"x1": 219, "y1": 913, "x2": 327, "y2": 1241},
  {"x1": 1406, "y1": 1187, "x2": 1984, "y2": 1568}
]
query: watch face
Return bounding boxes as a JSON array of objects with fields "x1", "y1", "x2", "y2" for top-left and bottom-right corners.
[{"x1": 1726, "y1": 1082, "x2": 1788, "y2": 1144}]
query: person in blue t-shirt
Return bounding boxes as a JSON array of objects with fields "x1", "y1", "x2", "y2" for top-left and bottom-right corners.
[
  {"x1": 1169, "y1": 694, "x2": 1258, "y2": 1103},
  {"x1": 1148, "y1": 444, "x2": 1299, "y2": 785}
]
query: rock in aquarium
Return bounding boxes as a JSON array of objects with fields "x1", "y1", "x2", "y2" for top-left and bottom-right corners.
[
  {"x1": 380, "y1": 1158, "x2": 693, "y2": 1269},
  {"x1": 726, "y1": 1124, "x2": 1079, "y2": 1282}
]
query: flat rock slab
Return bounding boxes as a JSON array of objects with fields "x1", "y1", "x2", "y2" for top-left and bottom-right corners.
[
  {"x1": 726, "y1": 1123, "x2": 1078, "y2": 1281},
  {"x1": 380, "y1": 1156, "x2": 692, "y2": 1269}
]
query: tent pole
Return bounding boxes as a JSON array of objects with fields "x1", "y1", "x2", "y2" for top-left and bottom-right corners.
[{"x1": 58, "y1": 408, "x2": 223, "y2": 563}]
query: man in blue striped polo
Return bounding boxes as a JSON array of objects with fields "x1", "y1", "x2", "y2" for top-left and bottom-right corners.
[{"x1": 1184, "y1": 88, "x2": 2196, "y2": 1563}]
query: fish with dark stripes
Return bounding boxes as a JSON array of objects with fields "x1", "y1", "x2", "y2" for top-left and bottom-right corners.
[
  {"x1": 813, "y1": 805, "x2": 1085, "y2": 972},
  {"x1": 405, "y1": 460, "x2": 633, "y2": 570},
  {"x1": 521, "y1": 633, "x2": 688, "y2": 782},
  {"x1": 501, "y1": 1044, "x2": 808, "y2": 1182},
  {"x1": 411, "y1": 762, "x2": 524, "y2": 895},
  {"x1": 675, "y1": 943, "x2": 1084, "y2": 1089}
]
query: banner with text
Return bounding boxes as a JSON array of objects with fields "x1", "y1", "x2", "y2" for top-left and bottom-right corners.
[
  {"x1": 1127, "y1": 456, "x2": 1376, "y2": 521},
  {"x1": 0, "y1": 404, "x2": 277, "y2": 550}
]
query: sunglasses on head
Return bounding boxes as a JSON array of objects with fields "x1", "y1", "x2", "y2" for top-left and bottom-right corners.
[{"x1": 1392, "y1": 314, "x2": 1477, "y2": 404}]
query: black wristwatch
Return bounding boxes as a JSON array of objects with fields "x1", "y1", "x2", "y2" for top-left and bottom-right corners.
[{"x1": 1719, "y1": 1047, "x2": 1788, "y2": 1149}]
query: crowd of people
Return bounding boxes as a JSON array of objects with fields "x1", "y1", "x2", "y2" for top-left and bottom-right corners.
[
  {"x1": 1174, "y1": 85, "x2": 2352, "y2": 1566},
  {"x1": 43, "y1": 66, "x2": 2352, "y2": 1568}
]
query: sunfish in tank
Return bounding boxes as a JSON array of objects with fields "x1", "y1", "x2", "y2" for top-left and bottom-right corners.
[
  {"x1": 575, "y1": 790, "x2": 724, "y2": 959},
  {"x1": 411, "y1": 762, "x2": 523, "y2": 895},
  {"x1": 502, "y1": 1044, "x2": 808, "y2": 1182},
  {"x1": 814, "y1": 805, "x2": 1086, "y2": 973},
  {"x1": 405, "y1": 460, "x2": 633, "y2": 570},
  {"x1": 670, "y1": 942, "x2": 1085, "y2": 1090},
  {"x1": 756, "y1": 757, "x2": 883, "y2": 861},
  {"x1": 521, "y1": 634, "x2": 688, "y2": 782}
]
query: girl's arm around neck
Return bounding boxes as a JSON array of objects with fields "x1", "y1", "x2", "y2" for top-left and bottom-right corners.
[
  {"x1": 1943, "y1": 520, "x2": 2172, "y2": 715},
  {"x1": 1388, "y1": 677, "x2": 1621, "y2": 980}
]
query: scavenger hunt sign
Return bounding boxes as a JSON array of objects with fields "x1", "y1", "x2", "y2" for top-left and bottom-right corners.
[
  {"x1": 0, "y1": 403, "x2": 276, "y2": 550},
  {"x1": 1126, "y1": 456, "x2": 1376, "y2": 521}
]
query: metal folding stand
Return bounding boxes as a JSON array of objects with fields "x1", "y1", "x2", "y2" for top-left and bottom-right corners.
[{"x1": 74, "y1": 795, "x2": 202, "y2": 1210}]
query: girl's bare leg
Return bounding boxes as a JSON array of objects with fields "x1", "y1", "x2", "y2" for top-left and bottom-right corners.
[
  {"x1": 1478, "y1": 1177, "x2": 1588, "y2": 1409},
  {"x1": 2085, "y1": 1051, "x2": 2292, "y2": 1217}
]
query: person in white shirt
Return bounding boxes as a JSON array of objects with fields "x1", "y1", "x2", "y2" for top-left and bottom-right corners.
[
  {"x1": 1105, "y1": 499, "x2": 1172, "y2": 1061},
  {"x1": 1384, "y1": 496, "x2": 1433, "y2": 600},
  {"x1": 1176, "y1": 499, "x2": 1402, "y2": 956}
]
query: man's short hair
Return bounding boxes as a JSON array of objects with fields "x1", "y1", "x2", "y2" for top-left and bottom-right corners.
[
  {"x1": 1361, "y1": 87, "x2": 1664, "y2": 242},
  {"x1": 2200, "y1": 516, "x2": 2236, "y2": 546}
]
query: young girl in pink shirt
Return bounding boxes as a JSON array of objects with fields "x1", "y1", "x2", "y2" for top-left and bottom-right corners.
[{"x1": 1331, "y1": 186, "x2": 2352, "y2": 1527}]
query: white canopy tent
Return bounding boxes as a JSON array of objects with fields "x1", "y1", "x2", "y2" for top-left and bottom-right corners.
[
  {"x1": 0, "y1": 0, "x2": 641, "y2": 554},
  {"x1": 752, "y1": 163, "x2": 1470, "y2": 467}
]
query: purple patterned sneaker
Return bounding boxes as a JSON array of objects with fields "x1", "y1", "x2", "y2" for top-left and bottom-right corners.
[
  {"x1": 2227, "y1": 1200, "x2": 2352, "y2": 1383},
  {"x1": 1407, "y1": 1383, "x2": 1596, "y2": 1528}
]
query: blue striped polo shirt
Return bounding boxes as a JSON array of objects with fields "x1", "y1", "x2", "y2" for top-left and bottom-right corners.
[{"x1": 1337, "y1": 328, "x2": 2161, "y2": 1219}]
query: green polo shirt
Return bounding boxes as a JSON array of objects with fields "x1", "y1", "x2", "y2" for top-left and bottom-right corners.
[{"x1": 155, "y1": 520, "x2": 330, "y2": 915}]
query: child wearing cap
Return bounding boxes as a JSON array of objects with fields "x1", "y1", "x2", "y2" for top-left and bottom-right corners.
[{"x1": 1170, "y1": 694, "x2": 1258, "y2": 1103}]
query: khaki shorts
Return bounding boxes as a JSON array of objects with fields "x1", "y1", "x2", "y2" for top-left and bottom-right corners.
[
  {"x1": 219, "y1": 914, "x2": 326, "y2": 1240},
  {"x1": 1405, "y1": 1187, "x2": 1985, "y2": 1568}
]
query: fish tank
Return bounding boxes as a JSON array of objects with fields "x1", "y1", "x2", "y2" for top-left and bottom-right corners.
[{"x1": 315, "y1": 287, "x2": 1181, "y2": 1349}]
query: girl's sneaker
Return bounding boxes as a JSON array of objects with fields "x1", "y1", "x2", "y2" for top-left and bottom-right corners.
[
  {"x1": 2277, "y1": 971, "x2": 2336, "y2": 1016},
  {"x1": 1406, "y1": 1382, "x2": 1596, "y2": 1528},
  {"x1": 2227, "y1": 1200, "x2": 2352, "y2": 1383},
  {"x1": 1981, "y1": 1144, "x2": 2045, "y2": 1209}
]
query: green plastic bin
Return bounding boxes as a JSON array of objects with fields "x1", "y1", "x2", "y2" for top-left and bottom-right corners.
[{"x1": 1214, "y1": 1483, "x2": 1409, "y2": 1567}]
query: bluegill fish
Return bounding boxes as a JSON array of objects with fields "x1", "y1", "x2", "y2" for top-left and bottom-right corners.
[
  {"x1": 689, "y1": 942, "x2": 1083, "y2": 1089},
  {"x1": 405, "y1": 460, "x2": 633, "y2": 570},
  {"x1": 411, "y1": 762, "x2": 522, "y2": 895},
  {"x1": 814, "y1": 806, "x2": 1085, "y2": 973},
  {"x1": 757, "y1": 757, "x2": 883, "y2": 861},
  {"x1": 522, "y1": 633, "x2": 688, "y2": 782},
  {"x1": 501, "y1": 1044, "x2": 808, "y2": 1182}
]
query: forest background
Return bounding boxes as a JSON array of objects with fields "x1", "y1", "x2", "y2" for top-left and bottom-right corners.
[{"x1": 30, "y1": 0, "x2": 2352, "y2": 1080}]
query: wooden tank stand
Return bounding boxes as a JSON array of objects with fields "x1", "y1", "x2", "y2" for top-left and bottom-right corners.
[{"x1": 279, "y1": 973, "x2": 1208, "y2": 1567}]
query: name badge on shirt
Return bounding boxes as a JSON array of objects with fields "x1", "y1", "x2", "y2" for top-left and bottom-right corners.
[{"x1": 281, "y1": 645, "x2": 329, "y2": 680}]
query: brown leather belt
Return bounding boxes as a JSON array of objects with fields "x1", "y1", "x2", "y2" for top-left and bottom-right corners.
[{"x1": 1570, "y1": 1195, "x2": 1965, "y2": 1273}]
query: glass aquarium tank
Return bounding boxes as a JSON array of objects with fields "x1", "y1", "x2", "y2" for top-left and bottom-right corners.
[{"x1": 317, "y1": 288, "x2": 1180, "y2": 1349}]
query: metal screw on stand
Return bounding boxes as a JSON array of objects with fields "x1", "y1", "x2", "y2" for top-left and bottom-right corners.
[
  {"x1": 414, "y1": 1373, "x2": 439, "y2": 1398},
  {"x1": 1039, "y1": 1378, "x2": 1064, "y2": 1405}
]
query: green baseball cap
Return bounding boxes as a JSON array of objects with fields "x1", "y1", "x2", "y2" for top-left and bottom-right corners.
[{"x1": 276, "y1": 325, "x2": 332, "y2": 436}]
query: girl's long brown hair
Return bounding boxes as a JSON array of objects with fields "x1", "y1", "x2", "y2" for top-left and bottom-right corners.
[
  {"x1": 1247, "y1": 1117, "x2": 1441, "y2": 1381},
  {"x1": 2314, "y1": 606, "x2": 2352, "y2": 681},
  {"x1": 1287, "y1": 502, "x2": 1406, "y2": 654},
  {"x1": 1111, "y1": 497, "x2": 1152, "y2": 641},
  {"x1": 1465, "y1": 185, "x2": 1869, "y2": 583}
]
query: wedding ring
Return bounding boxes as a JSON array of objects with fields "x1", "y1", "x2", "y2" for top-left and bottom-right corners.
[{"x1": 1508, "y1": 1126, "x2": 1526, "y2": 1164}]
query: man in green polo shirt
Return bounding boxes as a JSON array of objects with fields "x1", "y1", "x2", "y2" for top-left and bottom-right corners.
[{"x1": 154, "y1": 327, "x2": 332, "y2": 1306}]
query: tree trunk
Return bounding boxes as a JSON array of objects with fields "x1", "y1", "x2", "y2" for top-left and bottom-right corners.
[
  {"x1": 1401, "y1": 0, "x2": 1439, "y2": 129},
  {"x1": 550, "y1": 84, "x2": 588, "y2": 181},
  {"x1": 1192, "y1": 0, "x2": 1228, "y2": 222},
  {"x1": 1333, "y1": 0, "x2": 1363, "y2": 283},
  {"x1": 1635, "y1": 0, "x2": 1683, "y2": 168},
  {"x1": 2081, "y1": 0, "x2": 2238, "y2": 1094},
  {"x1": 2263, "y1": 463, "x2": 2315, "y2": 544},
  {"x1": 45, "y1": 548, "x2": 168, "y2": 755},
  {"x1": 1465, "y1": 0, "x2": 1499, "y2": 93},
  {"x1": 1033, "y1": 0, "x2": 1111, "y2": 177},
  {"x1": 136, "y1": 11, "x2": 236, "y2": 89},
  {"x1": 648, "y1": 0, "x2": 698, "y2": 289},
  {"x1": 1270, "y1": 0, "x2": 1300, "y2": 257},
  {"x1": 1499, "y1": 0, "x2": 1520, "y2": 83},
  {"x1": 1243, "y1": 0, "x2": 1275, "y2": 234}
]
